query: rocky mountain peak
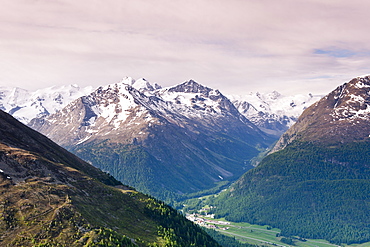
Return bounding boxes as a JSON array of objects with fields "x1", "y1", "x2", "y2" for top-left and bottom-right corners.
[
  {"x1": 272, "y1": 75, "x2": 370, "y2": 152},
  {"x1": 168, "y1": 80, "x2": 213, "y2": 95},
  {"x1": 158, "y1": 80, "x2": 246, "y2": 122},
  {"x1": 329, "y1": 75, "x2": 370, "y2": 122}
]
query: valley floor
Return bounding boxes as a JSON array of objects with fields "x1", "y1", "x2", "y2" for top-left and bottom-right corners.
[{"x1": 186, "y1": 214, "x2": 370, "y2": 247}]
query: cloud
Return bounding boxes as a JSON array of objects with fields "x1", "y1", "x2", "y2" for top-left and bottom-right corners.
[{"x1": 1, "y1": 0, "x2": 370, "y2": 95}]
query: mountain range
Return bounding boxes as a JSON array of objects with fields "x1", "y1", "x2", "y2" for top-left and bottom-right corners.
[
  {"x1": 210, "y1": 75, "x2": 370, "y2": 244},
  {"x1": 28, "y1": 78, "x2": 275, "y2": 201},
  {"x1": 2, "y1": 74, "x2": 370, "y2": 245},
  {"x1": 0, "y1": 109, "x2": 220, "y2": 246},
  {"x1": 0, "y1": 79, "x2": 322, "y2": 137}
]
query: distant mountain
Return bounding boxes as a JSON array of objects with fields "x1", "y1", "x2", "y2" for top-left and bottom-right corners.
[
  {"x1": 0, "y1": 109, "x2": 221, "y2": 246},
  {"x1": 229, "y1": 91, "x2": 323, "y2": 136},
  {"x1": 211, "y1": 75, "x2": 370, "y2": 244},
  {"x1": 0, "y1": 84, "x2": 93, "y2": 124},
  {"x1": 29, "y1": 78, "x2": 276, "y2": 201}
]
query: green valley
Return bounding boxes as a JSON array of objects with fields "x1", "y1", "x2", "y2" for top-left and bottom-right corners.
[{"x1": 188, "y1": 211, "x2": 370, "y2": 247}]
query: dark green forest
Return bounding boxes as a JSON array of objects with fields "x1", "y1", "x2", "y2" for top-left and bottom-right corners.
[
  {"x1": 210, "y1": 140, "x2": 370, "y2": 244},
  {"x1": 70, "y1": 141, "x2": 181, "y2": 201},
  {"x1": 68, "y1": 136, "x2": 256, "y2": 204}
]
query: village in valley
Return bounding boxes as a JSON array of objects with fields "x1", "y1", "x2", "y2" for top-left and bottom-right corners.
[
  {"x1": 186, "y1": 213, "x2": 230, "y2": 230},
  {"x1": 184, "y1": 205, "x2": 230, "y2": 230}
]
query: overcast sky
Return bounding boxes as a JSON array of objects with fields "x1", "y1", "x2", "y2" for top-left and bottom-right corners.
[{"x1": 1, "y1": 0, "x2": 370, "y2": 95}]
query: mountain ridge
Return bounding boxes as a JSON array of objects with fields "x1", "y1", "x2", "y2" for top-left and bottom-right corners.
[{"x1": 229, "y1": 91, "x2": 323, "y2": 136}]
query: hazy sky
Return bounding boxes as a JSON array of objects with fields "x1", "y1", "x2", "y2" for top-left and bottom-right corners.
[{"x1": 1, "y1": 0, "x2": 370, "y2": 95}]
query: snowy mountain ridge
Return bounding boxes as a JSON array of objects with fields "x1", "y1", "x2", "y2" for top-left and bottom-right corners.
[
  {"x1": 330, "y1": 76, "x2": 370, "y2": 122},
  {"x1": 0, "y1": 84, "x2": 94, "y2": 124},
  {"x1": 229, "y1": 91, "x2": 324, "y2": 135},
  {"x1": 1, "y1": 77, "x2": 323, "y2": 135}
]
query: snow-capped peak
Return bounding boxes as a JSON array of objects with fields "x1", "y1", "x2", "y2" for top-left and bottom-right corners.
[
  {"x1": 330, "y1": 75, "x2": 370, "y2": 122},
  {"x1": 119, "y1": 77, "x2": 162, "y2": 92},
  {"x1": 84, "y1": 82, "x2": 138, "y2": 130}
]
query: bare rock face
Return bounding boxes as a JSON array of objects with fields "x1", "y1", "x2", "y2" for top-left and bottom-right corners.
[{"x1": 29, "y1": 79, "x2": 276, "y2": 199}]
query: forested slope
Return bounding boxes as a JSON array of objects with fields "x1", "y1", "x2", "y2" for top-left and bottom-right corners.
[{"x1": 212, "y1": 140, "x2": 370, "y2": 244}]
